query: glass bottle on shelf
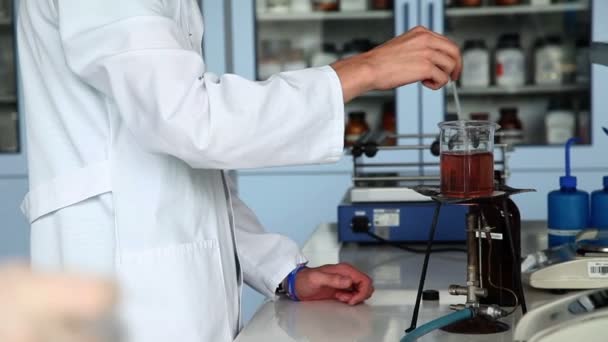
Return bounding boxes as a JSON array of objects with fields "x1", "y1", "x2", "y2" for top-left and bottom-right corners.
[
  {"x1": 470, "y1": 112, "x2": 490, "y2": 121},
  {"x1": 267, "y1": 0, "x2": 291, "y2": 13},
  {"x1": 546, "y1": 98, "x2": 576, "y2": 145},
  {"x1": 290, "y1": 0, "x2": 313, "y2": 13},
  {"x1": 345, "y1": 111, "x2": 370, "y2": 147},
  {"x1": 457, "y1": 0, "x2": 481, "y2": 7},
  {"x1": 495, "y1": 33, "x2": 525, "y2": 88},
  {"x1": 341, "y1": 0, "x2": 367, "y2": 11},
  {"x1": 313, "y1": 0, "x2": 339, "y2": 11},
  {"x1": 371, "y1": 0, "x2": 394, "y2": 10},
  {"x1": 461, "y1": 39, "x2": 490, "y2": 88},
  {"x1": 534, "y1": 36, "x2": 564, "y2": 86},
  {"x1": 381, "y1": 101, "x2": 396, "y2": 146},
  {"x1": 495, "y1": 0, "x2": 521, "y2": 6},
  {"x1": 497, "y1": 107, "x2": 524, "y2": 146}
]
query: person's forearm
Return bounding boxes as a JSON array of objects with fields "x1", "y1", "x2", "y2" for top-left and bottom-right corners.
[
  {"x1": 330, "y1": 26, "x2": 462, "y2": 104},
  {"x1": 331, "y1": 53, "x2": 376, "y2": 103}
]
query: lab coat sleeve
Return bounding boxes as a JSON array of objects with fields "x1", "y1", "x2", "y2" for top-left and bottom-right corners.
[
  {"x1": 56, "y1": 0, "x2": 345, "y2": 169},
  {"x1": 226, "y1": 174, "x2": 307, "y2": 298}
]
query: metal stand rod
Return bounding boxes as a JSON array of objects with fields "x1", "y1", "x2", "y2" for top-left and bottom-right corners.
[
  {"x1": 406, "y1": 202, "x2": 442, "y2": 333},
  {"x1": 466, "y1": 212, "x2": 481, "y2": 305},
  {"x1": 502, "y1": 198, "x2": 527, "y2": 314}
]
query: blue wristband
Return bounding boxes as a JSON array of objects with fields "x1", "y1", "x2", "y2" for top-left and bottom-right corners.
[{"x1": 287, "y1": 264, "x2": 307, "y2": 302}]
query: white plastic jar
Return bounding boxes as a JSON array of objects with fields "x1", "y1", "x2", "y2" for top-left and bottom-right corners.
[
  {"x1": 267, "y1": 0, "x2": 291, "y2": 13},
  {"x1": 495, "y1": 33, "x2": 525, "y2": 88},
  {"x1": 546, "y1": 99, "x2": 576, "y2": 145},
  {"x1": 535, "y1": 36, "x2": 564, "y2": 85},
  {"x1": 290, "y1": 0, "x2": 312, "y2": 12},
  {"x1": 341, "y1": 0, "x2": 368, "y2": 11},
  {"x1": 461, "y1": 39, "x2": 490, "y2": 87}
]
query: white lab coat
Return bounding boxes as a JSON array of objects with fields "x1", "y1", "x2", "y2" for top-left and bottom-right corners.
[{"x1": 17, "y1": 0, "x2": 344, "y2": 341}]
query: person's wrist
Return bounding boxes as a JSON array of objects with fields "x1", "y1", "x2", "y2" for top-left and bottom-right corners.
[
  {"x1": 331, "y1": 53, "x2": 376, "y2": 102},
  {"x1": 357, "y1": 51, "x2": 378, "y2": 92}
]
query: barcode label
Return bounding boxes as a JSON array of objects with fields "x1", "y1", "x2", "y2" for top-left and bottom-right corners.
[{"x1": 588, "y1": 262, "x2": 608, "y2": 278}]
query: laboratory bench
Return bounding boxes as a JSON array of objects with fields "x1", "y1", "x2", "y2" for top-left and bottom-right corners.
[{"x1": 236, "y1": 221, "x2": 574, "y2": 342}]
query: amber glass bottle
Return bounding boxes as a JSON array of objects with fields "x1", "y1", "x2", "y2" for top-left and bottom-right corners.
[{"x1": 345, "y1": 112, "x2": 370, "y2": 147}]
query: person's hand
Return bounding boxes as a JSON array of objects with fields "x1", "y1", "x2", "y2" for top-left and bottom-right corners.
[
  {"x1": 294, "y1": 263, "x2": 374, "y2": 306},
  {"x1": 332, "y1": 26, "x2": 462, "y2": 102},
  {"x1": 0, "y1": 265, "x2": 117, "y2": 342}
]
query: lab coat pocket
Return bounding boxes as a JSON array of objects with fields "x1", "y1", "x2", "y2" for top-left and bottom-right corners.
[{"x1": 117, "y1": 239, "x2": 231, "y2": 342}]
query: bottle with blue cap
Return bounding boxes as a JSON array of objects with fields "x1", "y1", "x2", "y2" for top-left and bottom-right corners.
[{"x1": 547, "y1": 138, "x2": 590, "y2": 247}]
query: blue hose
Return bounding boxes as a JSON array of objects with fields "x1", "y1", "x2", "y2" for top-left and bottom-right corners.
[{"x1": 400, "y1": 308, "x2": 474, "y2": 342}]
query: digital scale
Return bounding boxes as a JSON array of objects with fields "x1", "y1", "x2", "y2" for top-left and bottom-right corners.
[{"x1": 522, "y1": 229, "x2": 608, "y2": 290}]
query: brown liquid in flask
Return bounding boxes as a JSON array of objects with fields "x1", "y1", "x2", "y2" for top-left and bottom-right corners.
[{"x1": 440, "y1": 151, "x2": 494, "y2": 198}]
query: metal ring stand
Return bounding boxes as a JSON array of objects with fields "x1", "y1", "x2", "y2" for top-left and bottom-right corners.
[{"x1": 405, "y1": 186, "x2": 534, "y2": 334}]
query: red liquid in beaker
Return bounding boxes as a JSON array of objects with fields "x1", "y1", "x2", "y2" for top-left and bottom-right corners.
[{"x1": 440, "y1": 151, "x2": 494, "y2": 198}]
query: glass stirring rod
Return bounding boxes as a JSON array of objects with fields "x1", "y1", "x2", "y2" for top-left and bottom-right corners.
[{"x1": 450, "y1": 79, "x2": 463, "y2": 121}]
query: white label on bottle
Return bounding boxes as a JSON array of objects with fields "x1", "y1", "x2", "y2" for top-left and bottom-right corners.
[
  {"x1": 340, "y1": 0, "x2": 367, "y2": 10},
  {"x1": 496, "y1": 49, "x2": 525, "y2": 87},
  {"x1": 462, "y1": 49, "x2": 490, "y2": 87},
  {"x1": 535, "y1": 47, "x2": 563, "y2": 85},
  {"x1": 373, "y1": 209, "x2": 400, "y2": 227},
  {"x1": 500, "y1": 129, "x2": 524, "y2": 145},
  {"x1": 588, "y1": 262, "x2": 608, "y2": 278}
]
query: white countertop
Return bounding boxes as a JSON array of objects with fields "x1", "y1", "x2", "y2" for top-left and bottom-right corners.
[{"x1": 236, "y1": 221, "x2": 570, "y2": 342}]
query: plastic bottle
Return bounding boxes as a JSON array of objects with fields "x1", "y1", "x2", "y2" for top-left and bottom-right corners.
[
  {"x1": 547, "y1": 138, "x2": 590, "y2": 247},
  {"x1": 495, "y1": 33, "x2": 525, "y2": 88},
  {"x1": 591, "y1": 177, "x2": 608, "y2": 229},
  {"x1": 461, "y1": 39, "x2": 490, "y2": 88}
]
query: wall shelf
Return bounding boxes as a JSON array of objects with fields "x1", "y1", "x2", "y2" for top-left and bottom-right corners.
[
  {"x1": 257, "y1": 10, "x2": 393, "y2": 22},
  {"x1": 446, "y1": 2, "x2": 589, "y2": 17},
  {"x1": 591, "y1": 42, "x2": 608, "y2": 67},
  {"x1": 445, "y1": 84, "x2": 589, "y2": 96}
]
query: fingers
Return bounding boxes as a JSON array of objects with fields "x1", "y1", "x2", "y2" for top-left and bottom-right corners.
[
  {"x1": 424, "y1": 50, "x2": 458, "y2": 81},
  {"x1": 320, "y1": 264, "x2": 374, "y2": 305},
  {"x1": 424, "y1": 38, "x2": 461, "y2": 81},
  {"x1": 422, "y1": 64, "x2": 450, "y2": 90},
  {"x1": 334, "y1": 291, "x2": 354, "y2": 304},
  {"x1": 410, "y1": 26, "x2": 462, "y2": 81},
  {"x1": 310, "y1": 271, "x2": 353, "y2": 290}
]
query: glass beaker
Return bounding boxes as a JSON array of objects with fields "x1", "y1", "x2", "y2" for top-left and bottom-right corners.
[{"x1": 439, "y1": 120, "x2": 498, "y2": 198}]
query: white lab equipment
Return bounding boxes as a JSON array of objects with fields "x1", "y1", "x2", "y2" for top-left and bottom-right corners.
[
  {"x1": 513, "y1": 288, "x2": 608, "y2": 342},
  {"x1": 17, "y1": 0, "x2": 345, "y2": 341},
  {"x1": 522, "y1": 229, "x2": 608, "y2": 289}
]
